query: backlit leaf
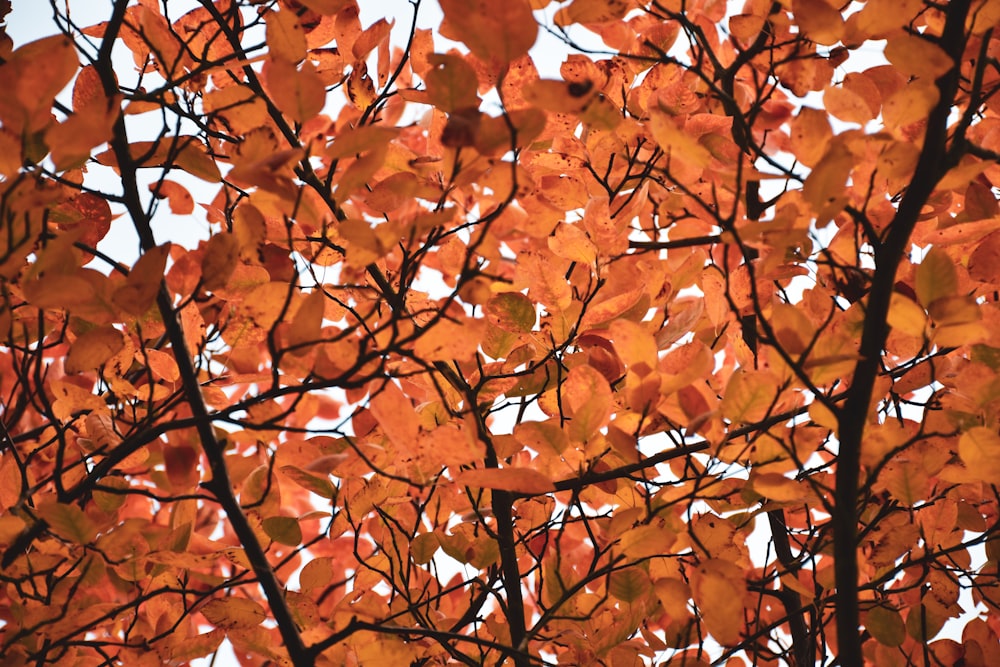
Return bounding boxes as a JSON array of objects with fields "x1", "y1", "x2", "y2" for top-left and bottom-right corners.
[
  {"x1": 262, "y1": 516, "x2": 303, "y2": 547},
  {"x1": 485, "y1": 292, "x2": 536, "y2": 333},
  {"x1": 36, "y1": 502, "x2": 97, "y2": 544},
  {"x1": 65, "y1": 325, "x2": 125, "y2": 373},
  {"x1": 867, "y1": 606, "x2": 906, "y2": 646},
  {"x1": 266, "y1": 8, "x2": 307, "y2": 63},
  {"x1": 958, "y1": 427, "x2": 1000, "y2": 482},
  {"x1": 691, "y1": 559, "x2": 746, "y2": 647},
  {"x1": 455, "y1": 467, "x2": 555, "y2": 494},
  {"x1": 201, "y1": 598, "x2": 267, "y2": 629},
  {"x1": 914, "y1": 247, "x2": 957, "y2": 308},
  {"x1": 439, "y1": 0, "x2": 537, "y2": 64}
]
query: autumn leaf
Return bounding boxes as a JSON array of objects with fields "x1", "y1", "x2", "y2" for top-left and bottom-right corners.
[
  {"x1": 691, "y1": 559, "x2": 747, "y2": 647},
  {"x1": 201, "y1": 597, "x2": 268, "y2": 629},
  {"x1": 65, "y1": 325, "x2": 125, "y2": 373},
  {"x1": 439, "y1": 0, "x2": 537, "y2": 65},
  {"x1": 8, "y1": 3, "x2": 1000, "y2": 666},
  {"x1": 35, "y1": 502, "x2": 97, "y2": 545},
  {"x1": 455, "y1": 467, "x2": 555, "y2": 494}
]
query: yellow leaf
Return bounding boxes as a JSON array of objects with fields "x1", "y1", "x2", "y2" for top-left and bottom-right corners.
[
  {"x1": 618, "y1": 523, "x2": 677, "y2": 559},
  {"x1": 411, "y1": 533, "x2": 440, "y2": 565},
  {"x1": 885, "y1": 33, "x2": 955, "y2": 80},
  {"x1": 523, "y1": 79, "x2": 596, "y2": 114},
  {"x1": 771, "y1": 302, "x2": 816, "y2": 355},
  {"x1": 648, "y1": 112, "x2": 712, "y2": 168},
  {"x1": 609, "y1": 567, "x2": 650, "y2": 603},
  {"x1": 691, "y1": 559, "x2": 746, "y2": 647},
  {"x1": 547, "y1": 223, "x2": 597, "y2": 264},
  {"x1": 266, "y1": 8, "x2": 307, "y2": 63},
  {"x1": 932, "y1": 321, "x2": 988, "y2": 347},
  {"x1": 164, "y1": 629, "x2": 227, "y2": 663},
  {"x1": 555, "y1": 0, "x2": 630, "y2": 25},
  {"x1": 751, "y1": 473, "x2": 808, "y2": 503},
  {"x1": 792, "y1": 0, "x2": 844, "y2": 46},
  {"x1": 85, "y1": 412, "x2": 121, "y2": 450},
  {"x1": 887, "y1": 292, "x2": 927, "y2": 337},
  {"x1": 455, "y1": 467, "x2": 555, "y2": 495},
  {"x1": 403, "y1": 53, "x2": 479, "y2": 113},
  {"x1": 610, "y1": 319, "x2": 657, "y2": 376},
  {"x1": 958, "y1": 427, "x2": 1000, "y2": 482},
  {"x1": 65, "y1": 325, "x2": 125, "y2": 374},
  {"x1": 882, "y1": 81, "x2": 939, "y2": 130},
  {"x1": 802, "y1": 141, "x2": 852, "y2": 220},
  {"x1": 4, "y1": 36, "x2": 78, "y2": 131},
  {"x1": 201, "y1": 597, "x2": 267, "y2": 629},
  {"x1": 721, "y1": 369, "x2": 777, "y2": 424},
  {"x1": 914, "y1": 247, "x2": 957, "y2": 308},
  {"x1": 823, "y1": 84, "x2": 873, "y2": 125},
  {"x1": 370, "y1": 381, "x2": 420, "y2": 448},
  {"x1": 514, "y1": 420, "x2": 568, "y2": 455}
]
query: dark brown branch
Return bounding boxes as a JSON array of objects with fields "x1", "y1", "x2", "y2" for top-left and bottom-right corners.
[{"x1": 832, "y1": 4, "x2": 972, "y2": 665}]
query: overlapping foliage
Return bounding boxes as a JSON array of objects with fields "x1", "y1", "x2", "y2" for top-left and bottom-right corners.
[{"x1": 2, "y1": 0, "x2": 1000, "y2": 665}]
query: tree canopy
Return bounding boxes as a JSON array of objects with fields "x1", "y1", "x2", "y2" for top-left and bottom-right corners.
[{"x1": 2, "y1": 0, "x2": 1000, "y2": 665}]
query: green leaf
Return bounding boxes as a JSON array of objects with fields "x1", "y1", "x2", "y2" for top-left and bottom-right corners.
[
  {"x1": 262, "y1": 516, "x2": 303, "y2": 547},
  {"x1": 485, "y1": 292, "x2": 536, "y2": 333},
  {"x1": 914, "y1": 247, "x2": 957, "y2": 308},
  {"x1": 866, "y1": 606, "x2": 906, "y2": 646},
  {"x1": 36, "y1": 502, "x2": 97, "y2": 544},
  {"x1": 609, "y1": 568, "x2": 649, "y2": 603}
]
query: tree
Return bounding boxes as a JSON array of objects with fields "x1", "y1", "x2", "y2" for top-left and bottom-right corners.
[{"x1": 2, "y1": 0, "x2": 1000, "y2": 664}]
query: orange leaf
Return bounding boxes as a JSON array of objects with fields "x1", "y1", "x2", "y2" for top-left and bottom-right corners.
[
  {"x1": 36, "y1": 501, "x2": 98, "y2": 545},
  {"x1": 0, "y1": 453, "x2": 24, "y2": 512},
  {"x1": 352, "y1": 17, "x2": 393, "y2": 61},
  {"x1": 563, "y1": 365, "x2": 613, "y2": 442},
  {"x1": 721, "y1": 369, "x2": 778, "y2": 424},
  {"x1": 547, "y1": 223, "x2": 597, "y2": 264},
  {"x1": 455, "y1": 467, "x2": 555, "y2": 494},
  {"x1": 266, "y1": 8, "x2": 307, "y2": 63},
  {"x1": 265, "y1": 59, "x2": 326, "y2": 124},
  {"x1": 884, "y1": 32, "x2": 955, "y2": 80},
  {"x1": 792, "y1": 0, "x2": 844, "y2": 46},
  {"x1": 287, "y1": 289, "x2": 325, "y2": 353},
  {"x1": 555, "y1": 0, "x2": 630, "y2": 25},
  {"x1": 113, "y1": 245, "x2": 168, "y2": 316},
  {"x1": 201, "y1": 234, "x2": 240, "y2": 292},
  {"x1": 691, "y1": 559, "x2": 747, "y2": 646},
  {"x1": 201, "y1": 598, "x2": 267, "y2": 629},
  {"x1": 65, "y1": 325, "x2": 125, "y2": 374},
  {"x1": 439, "y1": 0, "x2": 537, "y2": 65},
  {"x1": 369, "y1": 381, "x2": 420, "y2": 448},
  {"x1": 414, "y1": 317, "x2": 484, "y2": 362},
  {"x1": 149, "y1": 180, "x2": 194, "y2": 214}
]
